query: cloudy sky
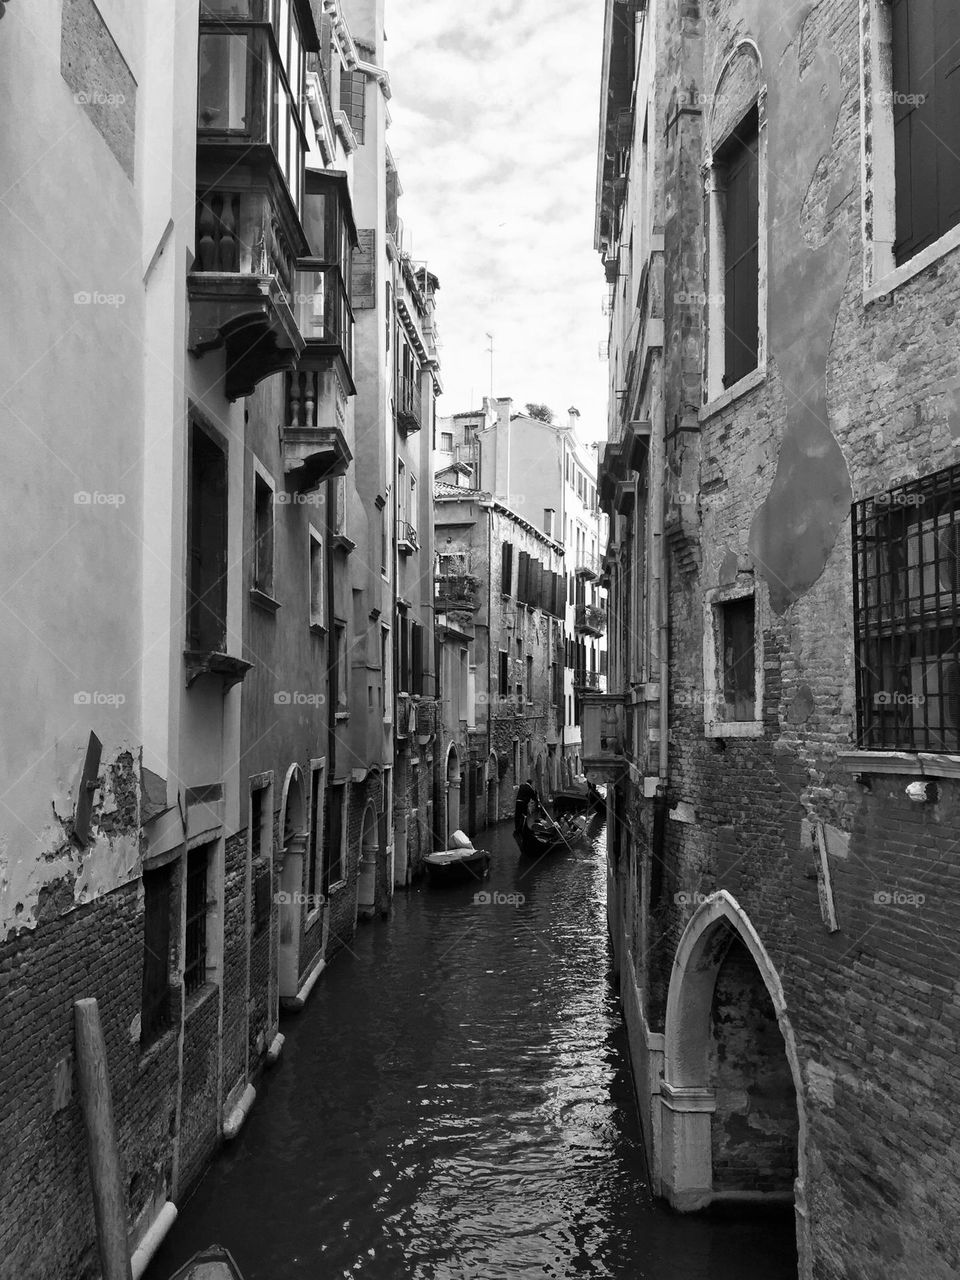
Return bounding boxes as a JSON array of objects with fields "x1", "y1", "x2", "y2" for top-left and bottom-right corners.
[{"x1": 384, "y1": 0, "x2": 610, "y2": 439}]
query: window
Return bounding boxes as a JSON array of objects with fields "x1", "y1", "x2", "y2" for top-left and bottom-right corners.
[
  {"x1": 184, "y1": 846, "x2": 210, "y2": 996},
  {"x1": 891, "y1": 1, "x2": 960, "y2": 265},
  {"x1": 718, "y1": 108, "x2": 760, "y2": 388},
  {"x1": 704, "y1": 583, "x2": 762, "y2": 737},
  {"x1": 197, "y1": 33, "x2": 249, "y2": 130},
  {"x1": 440, "y1": 431, "x2": 454, "y2": 451},
  {"x1": 140, "y1": 864, "x2": 173, "y2": 1048},
  {"x1": 250, "y1": 782, "x2": 272, "y2": 937},
  {"x1": 411, "y1": 623, "x2": 424, "y2": 697},
  {"x1": 398, "y1": 614, "x2": 410, "y2": 694},
  {"x1": 382, "y1": 627, "x2": 392, "y2": 721},
  {"x1": 333, "y1": 621, "x2": 349, "y2": 714},
  {"x1": 309, "y1": 528, "x2": 325, "y2": 630},
  {"x1": 526, "y1": 655, "x2": 533, "y2": 702},
  {"x1": 253, "y1": 471, "x2": 274, "y2": 596},
  {"x1": 307, "y1": 763, "x2": 324, "y2": 908},
  {"x1": 322, "y1": 783, "x2": 346, "y2": 893},
  {"x1": 187, "y1": 421, "x2": 228, "y2": 653},
  {"x1": 379, "y1": 499, "x2": 387, "y2": 575},
  {"x1": 499, "y1": 650, "x2": 509, "y2": 695},
  {"x1": 853, "y1": 465, "x2": 960, "y2": 751}
]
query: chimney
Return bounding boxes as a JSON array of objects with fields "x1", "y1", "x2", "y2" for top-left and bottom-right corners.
[
  {"x1": 494, "y1": 397, "x2": 513, "y2": 501},
  {"x1": 567, "y1": 406, "x2": 581, "y2": 432}
]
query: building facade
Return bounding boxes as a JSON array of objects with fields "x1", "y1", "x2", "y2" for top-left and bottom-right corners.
[
  {"x1": 0, "y1": 1, "x2": 437, "y2": 1275},
  {"x1": 435, "y1": 484, "x2": 566, "y2": 833},
  {"x1": 436, "y1": 399, "x2": 607, "y2": 782},
  {"x1": 595, "y1": 1, "x2": 960, "y2": 1278}
]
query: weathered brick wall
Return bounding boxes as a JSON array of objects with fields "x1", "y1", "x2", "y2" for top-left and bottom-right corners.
[
  {"x1": 221, "y1": 830, "x2": 248, "y2": 1104},
  {"x1": 178, "y1": 986, "x2": 220, "y2": 1194},
  {"x1": 0, "y1": 884, "x2": 179, "y2": 1280}
]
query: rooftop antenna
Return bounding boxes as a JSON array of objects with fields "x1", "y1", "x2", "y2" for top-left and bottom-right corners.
[{"x1": 485, "y1": 332, "x2": 494, "y2": 400}]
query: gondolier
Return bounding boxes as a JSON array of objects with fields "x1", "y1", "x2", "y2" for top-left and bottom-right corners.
[{"x1": 514, "y1": 777, "x2": 538, "y2": 833}]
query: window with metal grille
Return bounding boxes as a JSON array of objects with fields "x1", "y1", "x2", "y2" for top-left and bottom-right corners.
[
  {"x1": 853, "y1": 466, "x2": 960, "y2": 751},
  {"x1": 892, "y1": 0, "x2": 960, "y2": 265},
  {"x1": 140, "y1": 864, "x2": 172, "y2": 1048},
  {"x1": 183, "y1": 847, "x2": 209, "y2": 996},
  {"x1": 719, "y1": 107, "x2": 759, "y2": 388}
]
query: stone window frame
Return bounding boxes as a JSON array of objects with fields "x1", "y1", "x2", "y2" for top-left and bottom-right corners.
[
  {"x1": 306, "y1": 758, "x2": 326, "y2": 927},
  {"x1": 860, "y1": 0, "x2": 960, "y2": 303},
  {"x1": 700, "y1": 42, "x2": 769, "y2": 419},
  {"x1": 702, "y1": 576, "x2": 765, "y2": 739},
  {"x1": 251, "y1": 457, "x2": 280, "y2": 613}
]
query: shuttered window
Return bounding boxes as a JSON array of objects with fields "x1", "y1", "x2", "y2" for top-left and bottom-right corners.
[
  {"x1": 140, "y1": 864, "x2": 172, "y2": 1048},
  {"x1": 499, "y1": 650, "x2": 509, "y2": 694},
  {"x1": 892, "y1": 0, "x2": 960, "y2": 264},
  {"x1": 501, "y1": 541, "x2": 514, "y2": 595},
  {"x1": 339, "y1": 69, "x2": 365, "y2": 144},
  {"x1": 720, "y1": 107, "x2": 759, "y2": 389},
  {"x1": 186, "y1": 423, "x2": 228, "y2": 653},
  {"x1": 411, "y1": 623, "x2": 423, "y2": 696},
  {"x1": 518, "y1": 551, "x2": 529, "y2": 602}
]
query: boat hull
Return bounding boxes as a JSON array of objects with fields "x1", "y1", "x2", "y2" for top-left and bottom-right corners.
[
  {"x1": 424, "y1": 850, "x2": 491, "y2": 885},
  {"x1": 513, "y1": 824, "x2": 568, "y2": 858}
]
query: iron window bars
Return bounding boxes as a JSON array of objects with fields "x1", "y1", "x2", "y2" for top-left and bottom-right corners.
[{"x1": 853, "y1": 463, "x2": 960, "y2": 752}]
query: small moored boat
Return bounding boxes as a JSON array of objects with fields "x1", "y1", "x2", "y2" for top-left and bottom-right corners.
[
  {"x1": 514, "y1": 817, "x2": 571, "y2": 859},
  {"x1": 424, "y1": 830, "x2": 491, "y2": 885},
  {"x1": 169, "y1": 1246, "x2": 246, "y2": 1280}
]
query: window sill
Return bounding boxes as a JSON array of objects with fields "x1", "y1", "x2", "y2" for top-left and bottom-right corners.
[
  {"x1": 699, "y1": 364, "x2": 766, "y2": 422},
  {"x1": 184, "y1": 981, "x2": 218, "y2": 1020},
  {"x1": 139, "y1": 1021, "x2": 177, "y2": 1068},
  {"x1": 250, "y1": 587, "x2": 281, "y2": 615},
  {"x1": 838, "y1": 750, "x2": 960, "y2": 779},
  {"x1": 335, "y1": 710, "x2": 350, "y2": 722},
  {"x1": 309, "y1": 622, "x2": 327, "y2": 637},
  {"x1": 864, "y1": 224, "x2": 960, "y2": 305},
  {"x1": 327, "y1": 878, "x2": 347, "y2": 896},
  {"x1": 704, "y1": 719, "x2": 763, "y2": 739}
]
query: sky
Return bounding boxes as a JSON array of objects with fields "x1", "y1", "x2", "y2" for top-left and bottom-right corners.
[{"x1": 383, "y1": 0, "x2": 610, "y2": 440}]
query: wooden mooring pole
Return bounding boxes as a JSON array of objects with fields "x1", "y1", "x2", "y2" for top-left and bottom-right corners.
[{"x1": 74, "y1": 998, "x2": 133, "y2": 1280}]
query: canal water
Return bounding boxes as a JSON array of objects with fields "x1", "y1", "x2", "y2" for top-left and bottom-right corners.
[{"x1": 147, "y1": 820, "x2": 796, "y2": 1280}]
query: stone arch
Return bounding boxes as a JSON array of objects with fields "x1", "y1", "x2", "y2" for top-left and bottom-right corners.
[
  {"x1": 708, "y1": 41, "x2": 762, "y2": 153},
  {"x1": 444, "y1": 743, "x2": 461, "y2": 844},
  {"x1": 277, "y1": 763, "x2": 308, "y2": 999},
  {"x1": 661, "y1": 890, "x2": 809, "y2": 1274}
]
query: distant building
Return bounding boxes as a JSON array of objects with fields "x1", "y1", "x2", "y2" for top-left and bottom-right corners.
[
  {"x1": 435, "y1": 483, "x2": 566, "y2": 830},
  {"x1": 436, "y1": 400, "x2": 607, "y2": 778}
]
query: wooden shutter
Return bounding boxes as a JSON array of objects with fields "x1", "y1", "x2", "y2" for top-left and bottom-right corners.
[
  {"x1": 518, "y1": 551, "x2": 529, "y2": 602},
  {"x1": 399, "y1": 614, "x2": 410, "y2": 693},
  {"x1": 352, "y1": 229, "x2": 376, "y2": 309},
  {"x1": 721, "y1": 109, "x2": 759, "y2": 388},
  {"x1": 893, "y1": 1, "x2": 960, "y2": 262},
  {"x1": 501, "y1": 541, "x2": 513, "y2": 595}
]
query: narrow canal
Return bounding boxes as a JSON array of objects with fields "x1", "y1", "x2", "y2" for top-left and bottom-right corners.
[{"x1": 147, "y1": 821, "x2": 796, "y2": 1280}]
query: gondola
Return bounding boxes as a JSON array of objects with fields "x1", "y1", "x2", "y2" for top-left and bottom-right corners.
[
  {"x1": 169, "y1": 1246, "x2": 246, "y2": 1280},
  {"x1": 513, "y1": 817, "x2": 571, "y2": 858},
  {"x1": 551, "y1": 780, "x2": 604, "y2": 817},
  {"x1": 424, "y1": 829, "x2": 491, "y2": 885}
]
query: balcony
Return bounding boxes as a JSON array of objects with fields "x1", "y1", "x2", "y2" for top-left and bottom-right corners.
[
  {"x1": 397, "y1": 520, "x2": 419, "y2": 555},
  {"x1": 189, "y1": 185, "x2": 306, "y2": 401},
  {"x1": 396, "y1": 373, "x2": 422, "y2": 435},
  {"x1": 575, "y1": 554, "x2": 602, "y2": 582},
  {"x1": 581, "y1": 692, "x2": 627, "y2": 781},
  {"x1": 575, "y1": 602, "x2": 606, "y2": 636},
  {"x1": 436, "y1": 572, "x2": 481, "y2": 613},
  {"x1": 282, "y1": 368, "x2": 352, "y2": 491},
  {"x1": 574, "y1": 670, "x2": 602, "y2": 691}
]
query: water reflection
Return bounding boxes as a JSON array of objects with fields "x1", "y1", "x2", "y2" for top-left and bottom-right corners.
[{"x1": 147, "y1": 822, "x2": 796, "y2": 1280}]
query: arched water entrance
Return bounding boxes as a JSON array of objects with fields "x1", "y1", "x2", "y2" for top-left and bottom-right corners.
[
  {"x1": 485, "y1": 752, "x2": 498, "y2": 827},
  {"x1": 660, "y1": 891, "x2": 809, "y2": 1276},
  {"x1": 356, "y1": 800, "x2": 379, "y2": 921},
  {"x1": 277, "y1": 764, "x2": 308, "y2": 999},
  {"x1": 445, "y1": 744, "x2": 461, "y2": 844}
]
